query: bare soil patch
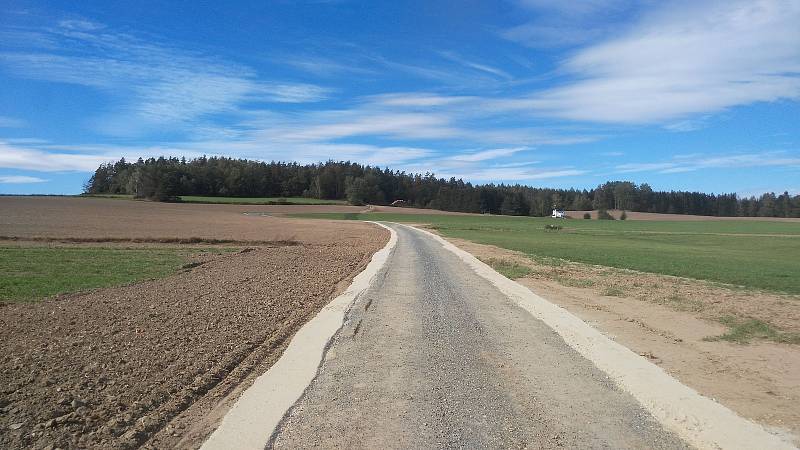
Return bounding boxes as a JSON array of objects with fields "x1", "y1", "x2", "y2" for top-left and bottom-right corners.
[
  {"x1": 568, "y1": 209, "x2": 800, "y2": 222},
  {"x1": 0, "y1": 196, "x2": 375, "y2": 245},
  {"x1": 366, "y1": 205, "x2": 477, "y2": 215},
  {"x1": 447, "y1": 236, "x2": 800, "y2": 444},
  {"x1": 0, "y1": 196, "x2": 389, "y2": 449}
]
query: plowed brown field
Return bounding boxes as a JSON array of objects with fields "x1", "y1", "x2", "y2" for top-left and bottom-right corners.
[{"x1": 0, "y1": 196, "x2": 388, "y2": 449}]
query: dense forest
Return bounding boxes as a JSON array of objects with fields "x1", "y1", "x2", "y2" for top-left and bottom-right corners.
[{"x1": 84, "y1": 156, "x2": 800, "y2": 218}]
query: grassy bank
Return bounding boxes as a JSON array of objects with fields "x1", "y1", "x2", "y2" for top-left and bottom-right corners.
[
  {"x1": 0, "y1": 246, "x2": 227, "y2": 302},
  {"x1": 291, "y1": 212, "x2": 800, "y2": 294}
]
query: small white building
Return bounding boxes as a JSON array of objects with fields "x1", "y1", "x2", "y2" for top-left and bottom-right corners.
[{"x1": 551, "y1": 209, "x2": 566, "y2": 218}]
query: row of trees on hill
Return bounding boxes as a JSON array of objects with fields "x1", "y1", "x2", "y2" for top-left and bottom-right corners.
[{"x1": 84, "y1": 156, "x2": 800, "y2": 217}]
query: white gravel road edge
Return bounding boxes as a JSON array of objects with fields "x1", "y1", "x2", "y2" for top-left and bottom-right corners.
[
  {"x1": 410, "y1": 224, "x2": 797, "y2": 450},
  {"x1": 200, "y1": 222, "x2": 397, "y2": 450}
]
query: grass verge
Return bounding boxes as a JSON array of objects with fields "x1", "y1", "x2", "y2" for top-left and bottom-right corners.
[
  {"x1": 600, "y1": 286, "x2": 626, "y2": 297},
  {"x1": 481, "y1": 258, "x2": 532, "y2": 279},
  {"x1": 704, "y1": 317, "x2": 800, "y2": 344},
  {"x1": 554, "y1": 276, "x2": 596, "y2": 288},
  {"x1": 0, "y1": 246, "x2": 231, "y2": 302}
]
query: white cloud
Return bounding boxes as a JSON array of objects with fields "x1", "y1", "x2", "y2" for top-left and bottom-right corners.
[
  {"x1": 0, "y1": 141, "x2": 207, "y2": 172},
  {"x1": 663, "y1": 117, "x2": 710, "y2": 133},
  {"x1": 0, "y1": 21, "x2": 330, "y2": 134},
  {"x1": 0, "y1": 137, "x2": 432, "y2": 173},
  {"x1": 57, "y1": 19, "x2": 105, "y2": 31},
  {"x1": 448, "y1": 147, "x2": 529, "y2": 162},
  {"x1": 514, "y1": 0, "x2": 631, "y2": 16},
  {"x1": 271, "y1": 112, "x2": 459, "y2": 142},
  {"x1": 504, "y1": 0, "x2": 633, "y2": 48},
  {"x1": 0, "y1": 143, "x2": 112, "y2": 172},
  {"x1": 393, "y1": 144, "x2": 584, "y2": 183},
  {"x1": 0, "y1": 175, "x2": 47, "y2": 184},
  {"x1": 616, "y1": 151, "x2": 800, "y2": 174},
  {"x1": 438, "y1": 51, "x2": 512, "y2": 80},
  {"x1": 369, "y1": 93, "x2": 474, "y2": 107},
  {"x1": 281, "y1": 55, "x2": 376, "y2": 76},
  {"x1": 0, "y1": 116, "x2": 25, "y2": 128},
  {"x1": 502, "y1": 24, "x2": 609, "y2": 49},
  {"x1": 403, "y1": 164, "x2": 586, "y2": 183},
  {"x1": 239, "y1": 94, "x2": 595, "y2": 147},
  {"x1": 521, "y1": 0, "x2": 800, "y2": 123}
]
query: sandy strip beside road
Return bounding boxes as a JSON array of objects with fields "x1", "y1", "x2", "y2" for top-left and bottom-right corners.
[{"x1": 201, "y1": 223, "x2": 397, "y2": 450}]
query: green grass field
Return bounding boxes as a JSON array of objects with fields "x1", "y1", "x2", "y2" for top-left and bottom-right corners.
[
  {"x1": 0, "y1": 247, "x2": 228, "y2": 302},
  {"x1": 291, "y1": 212, "x2": 800, "y2": 294}
]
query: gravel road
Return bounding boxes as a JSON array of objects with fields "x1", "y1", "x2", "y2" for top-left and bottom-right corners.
[{"x1": 270, "y1": 224, "x2": 688, "y2": 449}]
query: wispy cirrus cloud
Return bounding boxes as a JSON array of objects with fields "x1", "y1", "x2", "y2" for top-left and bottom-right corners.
[
  {"x1": 396, "y1": 145, "x2": 587, "y2": 183},
  {"x1": 516, "y1": 0, "x2": 800, "y2": 123},
  {"x1": 0, "y1": 142, "x2": 119, "y2": 172},
  {"x1": 438, "y1": 51, "x2": 512, "y2": 80},
  {"x1": 402, "y1": 162, "x2": 586, "y2": 183},
  {"x1": 448, "y1": 147, "x2": 529, "y2": 162},
  {"x1": 368, "y1": 93, "x2": 475, "y2": 107},
  {"x1": 514, "y1": 0, "x2": 631, "y2": 16},
  {"x1": 281, "y1": 54, "x2": 377, "y2": 77},
  {"x1": 0, "y1": 116, "x2": 26, "y2": 128},
  {"x1": 503, "y1": 0, "x2": 634, "y2": 48},
  {"x1": 0, "y1": 175, "x2": 47, "y2": 184},
  {"x1": 240, "y1": 92, "x2": 599, "y2": 148},
  {"x1": 0, "y1": 19, "x2": 330, "y2": 135},
  {"x1": 616, "y1": 151, "x2": 800, "y2": 174},
  {"x1": 662, "y1": 117, "x2": 711, "y2": 133},
  {"x1": 0, "y1": 141, "x2": 209, "y2": 172}
]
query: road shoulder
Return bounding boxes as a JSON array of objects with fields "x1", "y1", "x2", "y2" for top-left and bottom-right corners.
[{"x1": 201, "y1": 223, "x2": 398, "y2": 450}]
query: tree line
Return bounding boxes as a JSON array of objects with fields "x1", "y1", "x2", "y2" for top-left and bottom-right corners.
[{"x1": 84, "y1": 156, "x2": 800, "y2": 218}]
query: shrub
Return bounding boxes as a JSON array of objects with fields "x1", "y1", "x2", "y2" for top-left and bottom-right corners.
[
  {"x1": 620, "y1": 210, "x2": 628, "y2": 220},
  {"x1": 481, "y1": 258, "x2": 532, "y2": 279},
  {"x1": 583, "y1": 212, "x2": 591, "y2": 219},
  {"x1": 597, "y1": 209, "x2": 615, "y2": 220},
  {"x1": 544, "y1": 224, "x2": 562, "y2": 231},
  {"x1": 601, "y1": 286, "x2": 625, "y2": 297}
]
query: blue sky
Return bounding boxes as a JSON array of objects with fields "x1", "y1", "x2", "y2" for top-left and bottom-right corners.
[{"x1": 1, "y1": 0, "x2": 798, "y2": 196}]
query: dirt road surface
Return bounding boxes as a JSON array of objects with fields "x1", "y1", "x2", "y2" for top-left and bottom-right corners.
[{"x1": 270, "y1": 224, "x2": 689, "y2": 449}]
